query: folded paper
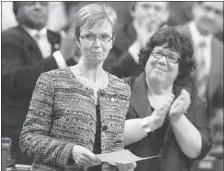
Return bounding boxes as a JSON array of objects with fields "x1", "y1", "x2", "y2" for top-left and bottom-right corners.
[{"x1": 96, "y1": 149, "x2": 162, "y2": 165}]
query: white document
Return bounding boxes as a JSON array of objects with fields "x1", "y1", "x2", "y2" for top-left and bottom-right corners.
[{"x1": 96, "y1": 149, "x2": 162, "y2": 164}]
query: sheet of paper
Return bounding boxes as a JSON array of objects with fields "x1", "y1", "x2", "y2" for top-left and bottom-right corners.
[{"x1": 96, "y1": 149, "x2": 162, "y2": 164}]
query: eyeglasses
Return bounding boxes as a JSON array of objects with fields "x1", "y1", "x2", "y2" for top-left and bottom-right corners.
[
  {"x1": 151, "y1": 50, "x2": 180, "y2": 63},
  {"x1": 202, "y1": 4, "x2": 223, "y2": 16},
  {"x1": 80, "y1": 34, "x2": 113, "y2": 43}
]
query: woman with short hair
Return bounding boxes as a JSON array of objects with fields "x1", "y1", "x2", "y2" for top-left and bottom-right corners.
[{"x1": 20, "y1": 3, "x2": 136, "y2": 171}]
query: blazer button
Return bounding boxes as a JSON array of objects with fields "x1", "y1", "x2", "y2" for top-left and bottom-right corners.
[{"x1": 102, "y1": 125, "x2": 108, "y2": 131}]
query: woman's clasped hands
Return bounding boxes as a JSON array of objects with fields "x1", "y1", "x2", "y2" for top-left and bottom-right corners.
[
  {"x1": 143, "y1": 89, "x2": 191, "y2": 131},
  {"x1": 143, "y1": 94, "x2": 174, "y2": 131},
  {"x1": 169, "y1": 89, "x2": 191, "y2": 120}
]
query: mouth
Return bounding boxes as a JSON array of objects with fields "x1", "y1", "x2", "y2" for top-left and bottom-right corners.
[
  {"x1": 154, "y1": 67, "x2": 167, "y2": 72},
  {"x1": 91, "y1": 52, "x2": 103, "y2": 56},
  {"x1": 32, "y1": 14, "x2": 45, "y2": 19}
]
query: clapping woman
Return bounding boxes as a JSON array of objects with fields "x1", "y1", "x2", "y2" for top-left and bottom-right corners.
[{"x1": 123, "y1": 27, "x2": 212, "y2": 171}]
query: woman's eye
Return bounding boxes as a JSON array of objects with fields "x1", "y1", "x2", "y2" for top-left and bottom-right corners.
[
  {"x1": 85, "y1": 34, "x2": 94, "y2": 39},
  {"x1": 101, "y1": 35, "x2": 111, "y2": 40}
]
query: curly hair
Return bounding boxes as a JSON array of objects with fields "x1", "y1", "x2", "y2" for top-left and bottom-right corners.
[{"x1": 139, "y1": 26, "x2": 195, "y2": 80}]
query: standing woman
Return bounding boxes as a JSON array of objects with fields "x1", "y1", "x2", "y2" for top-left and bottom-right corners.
[
  {"x1": 20, "y1": 3, "x2": 136, "y2": 171},
  {"x1": 123, "y1": 27, "x2": 212, "y2": 171}
]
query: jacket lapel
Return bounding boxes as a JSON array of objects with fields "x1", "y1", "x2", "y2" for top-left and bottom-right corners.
[
  {"x1": 130, "y1": 73, "x2": 152, "y2": 118},
  {"x1": 47, "y1": 30, "x2": 61, "y2": 52},
  {"x1": 18, "y1": 26, "x2": 43, "y2": 61}
]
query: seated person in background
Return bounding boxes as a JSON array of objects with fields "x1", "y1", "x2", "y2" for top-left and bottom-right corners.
[
  {"x1": 123, "y1": 27, "x2": 212, "y2": 171},
  {"x1": 104, "y1": 2, "x2": 170, "y2": 78},
  {"x1": 20, "y1": 3, "x2": 136, "y2": 171},
  {"x1": 2, "y1": 1, "x2": 78, "y2": 164}
]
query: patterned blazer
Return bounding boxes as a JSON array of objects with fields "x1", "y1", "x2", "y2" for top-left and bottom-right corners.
[{"x1": 20, "y1": 67, "x2": 131, "y2": 171}]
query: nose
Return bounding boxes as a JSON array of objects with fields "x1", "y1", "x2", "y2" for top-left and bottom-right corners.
[
  {"x1": 92, "y1": 37, "x2": 102, "y2": 47},
  {"x1": 147, "y1": 6, "x2": 156, "y2": 16},
  {"x1": 158, "y1": 56, "x2": 167, "y2": 65}
]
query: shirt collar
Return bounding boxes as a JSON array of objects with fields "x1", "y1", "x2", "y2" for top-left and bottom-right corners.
[
  {"x1": 22, "y1": 25, "x2": 47, "y2": 38},
  {"x1": 189, "y1": 21, "x2": 212, "y2": 47}
]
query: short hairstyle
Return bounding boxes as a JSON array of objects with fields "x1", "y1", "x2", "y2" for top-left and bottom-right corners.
[
  {"x1": 13, "y1": 2, "x2": 20, "y2": 16},
  {"x1": 139, "y1": 26, "x2": 195, "y2": 80},
  {"x1": 74, "y1": 3, "x2": 118, "y2": 40},
  {"x1": 13, "y1": 2, "x2": 48, "y2": 18}
]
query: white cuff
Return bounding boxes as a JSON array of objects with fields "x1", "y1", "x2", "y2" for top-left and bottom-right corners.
[
  {"x1": 53, "y1": 51, "x2": 67, "y2": 69},
  {"x1": 140, "y1": 118, "x2": 152, "y2": 134},
  {"x1": 128, "y1": 42, "x2": 141, "y2": 64}
]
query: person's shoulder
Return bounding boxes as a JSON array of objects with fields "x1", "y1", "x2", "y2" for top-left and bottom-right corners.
[
  {"x1": 40, "y1": 67, "x2": 71, "y2": 80},
  {"x1": 2, "y1": 26, "x2": 20, "y2": 35},
  {"x1": 108, "y1": 72, "x2": 130, "y2": 87},
  {"x1": 107, "y1": 72, "x2": 131, "y2": 96},
  {"x1": 2, "y1": 26, "x2": 23, "y2": 42}
]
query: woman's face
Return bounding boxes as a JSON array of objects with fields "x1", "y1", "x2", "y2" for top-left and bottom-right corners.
[
  {"x1": 145, "y1": 44, "x2": 180, "y2": 85},
  {"x1": 78, "y1": 20, "x2": 114, "y2": 65}
]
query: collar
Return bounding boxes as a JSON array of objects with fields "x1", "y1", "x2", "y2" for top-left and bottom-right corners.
[
  {"x1": 22, "y1": 25, "x2": 47, "y2": 38},
  {"x1": 189, "y1": 21, "x2": 213, "y2": 46}
]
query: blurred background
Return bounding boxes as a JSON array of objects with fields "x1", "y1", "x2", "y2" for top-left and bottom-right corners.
[{"x1": 1, "y1": 2, "x2": 196, "y2": 32}]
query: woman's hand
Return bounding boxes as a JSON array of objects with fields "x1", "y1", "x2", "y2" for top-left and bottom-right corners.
[
  {"x1": 145, "y1": 94, "x2": 174, "y2": 132},
  {"x1": 116, "y1": 162, "x2": 137, "y2": 171},
  {"x1": 72, "y1": 145, "x2": 101, "y2": 168},
  {"x1": 169, "y1": 89, "x2": 191, "y2": 120}
]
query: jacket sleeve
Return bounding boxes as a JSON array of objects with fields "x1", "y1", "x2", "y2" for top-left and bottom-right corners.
[
  {"x1": 2, "y1": 36, "x2": 59, "y2": 94},
  {"x1": 19, "y1": 73, "x2": 79, "y2": 169},
  {"x1": 187, "y1": 93, "x2": 212, "y2": 160}
]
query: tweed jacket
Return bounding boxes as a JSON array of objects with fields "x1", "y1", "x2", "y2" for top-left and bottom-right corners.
[{"x1": 20, "y1": 67, "x2": 131, "y2": 171}]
